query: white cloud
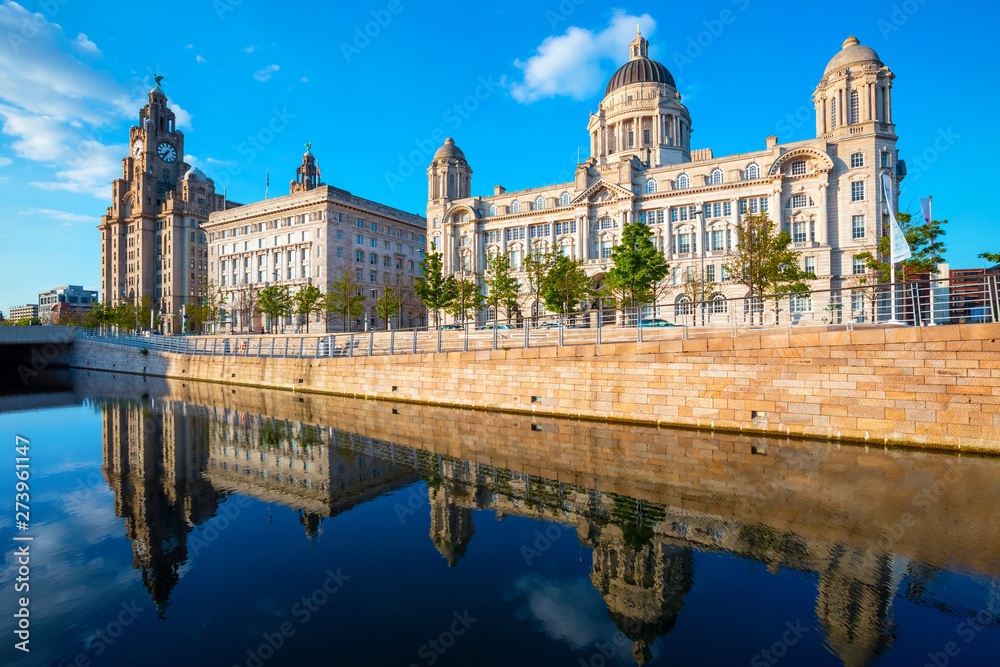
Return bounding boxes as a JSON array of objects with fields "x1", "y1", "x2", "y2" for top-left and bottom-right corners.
[
  {"x1": 253, "y1": 64, "x2": 280, "y2": 82},
  {"x1": 19, "y1": 208, "x2": 96, "y2": 223},
  {"x1": 73, "y1": 33, "x2": 100, "y2": 55},
  {"x1": 242, "y1": 45, "x2": 256, "y2": 54},
  {"x1": 196, "y1": 55, "x2": 206, "y2": 64},
  {"x1": 172, "y1": 102, "x2": 192, "y2": 129},
  {"x1": 0, "y1": 157, "x2": 11, "y2": 167},
  {"x1": 511, "y1": 11, "x2": 656, "y2": 104},
  {"x1": 186, "y1": 44, "x2": 193, "y2": 49},
  {"x1": 300, "y1": 76, "x2": 309, "y2": 83}
]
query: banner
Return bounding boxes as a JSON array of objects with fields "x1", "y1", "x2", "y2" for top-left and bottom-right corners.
[
  {"x1": 920, "y1": 196, "x2": 932, "y2": 224},
  {"x1": 882, "y1": 172, "x2": 911, "y2": 264}
]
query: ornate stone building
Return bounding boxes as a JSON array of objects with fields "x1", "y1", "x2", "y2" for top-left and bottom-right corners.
[
  {"x1": 98, "y1": 81, "x2": 238, "y2": 333},
  {"x1": 427, "y1": 32, "x2": 904, "y2": 321},
  {"x1": 205, "y1": 149, "x2": 428, "y2": 332}
]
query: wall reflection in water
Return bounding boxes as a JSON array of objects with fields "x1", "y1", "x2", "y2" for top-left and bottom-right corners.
[{"x1": 90, "y1": 379, "x2": 1000, "y2": 667}]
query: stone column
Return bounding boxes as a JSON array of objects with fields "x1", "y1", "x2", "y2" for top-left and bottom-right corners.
[
  {"x1": 580, "y1": 213, "x2": 589, "y2": 260},
  {"x1": 886, "y1": 85, "x2": 892, "y2": 123},
  {"x1": 817, "y1": 178, "x2": 829, "y2": 246}
]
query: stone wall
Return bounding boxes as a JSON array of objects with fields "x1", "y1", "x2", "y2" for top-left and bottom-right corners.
[{"x1": 64, "y1": 322, "x2": 1000, "y2": 452}]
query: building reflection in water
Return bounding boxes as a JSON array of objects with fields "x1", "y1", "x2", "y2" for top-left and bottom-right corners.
[{"x1": 98, "y1": 396, "x2": 939, "y2": 665}]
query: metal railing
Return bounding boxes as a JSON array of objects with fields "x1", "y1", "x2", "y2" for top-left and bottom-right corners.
[{"x1": 78, "y1": 275, "x2": 998, "y2": 359}]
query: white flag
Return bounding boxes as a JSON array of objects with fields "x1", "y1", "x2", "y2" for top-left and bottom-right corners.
[{"x1": 882, "y1": 172, "x2": 911, "y2": 264}]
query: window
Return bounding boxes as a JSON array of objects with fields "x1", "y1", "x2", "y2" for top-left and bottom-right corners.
[
  {"x1": 852, "y1": 215, "x2": 865, "y2": 239},
  {"x1": 851, "y1": 153, "x2": 864, "y2": 168},
  {"x1": 599, "y1": 217, "x2": 614, "y2": 230},
  {"x1": 711, "y1": 294, "x2": 727, "y2": 314},
  {"x1": 793, "y1": 222, "x2": 807, "y2": 243},
  {"x1": 676, "y1": 174, "x2": 690, "y2": 189},
  {"x1": 489, "y1": 203, "x2": 497, "y2": 217},
  {"x1": 678, "y1": 233, "x2": 691, "y2": 254},
  {"x1": 675, "y1": 295, "x2": 693, "y2": 317},
  {"x1": 369, "y1": 253, "x2": 377, "y2": 265},
  {"x1": 706, "y1": 265, "x2": 716, "y2": 282},
  {"x1": 745, "y1": 162, "x2": 760, "y2": 180},
  {"x1": 645, "y1": 178, "x2": 658, "y2": 194},
  {"x1": 337, "y1": 247, "x2": 343, "y2": 258},
  {"x1": 434, "y1": 217, "x2": 440, "y2": 227},
  {"x1": 880, "y1": 152, "x2": 891, "y2": 168},
  {"x1": 804, "y1": 257, "x2": 815, "y2": 275},
  {"x1": 849, "y1": 90, "x2": 860, "y2": 125},
  {"x1": 851, "y1": 181, "x2": 865, "y2": 202},
  {"x1": 790, "y1": 161, "x2": 806, "y2": 176},
  {"x1": 710, "y1": 168, "x2": 723, "y2": 185},
  {"x1": 600, "y1": 240, "x2": 612, "y2": 259},
  {"x1": 356, "y1": 234, "x2": 363, "y2": 245},
  {"x1": 788, "y1": 194, "x2": 811, "y2": 209},
  {"x1": 560, "y1": 192, "x2": 571, "y2": 206},
  {"x1": 852, "y1": 256, "x2": 866, "y2": 275},
  {"x1": 535, "y1": 196, "x2": 545, "y2": 210},
  {"x1": 790, "y1": 293, "x2": 811, "y2": 313},
  {"x1": 711, "y1": 230, "x2": 724, "y2": 251},
  {"x1": 356, "y1": 218, "x2": 363, "y2": 228},
  {"x1": 830, "y1": 96, "x2": 837, "y2": 128},
  {"x1": 511, "y1": 200, "x2": 521, "y2": 213},
  {"x1": 337, "y1": 230, "x2": 343, "y2": 240}
]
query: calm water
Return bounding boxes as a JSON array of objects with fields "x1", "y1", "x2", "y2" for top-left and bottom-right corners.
[{"x1": 1, "y1": 370, "x2": 999, "y2": 667}]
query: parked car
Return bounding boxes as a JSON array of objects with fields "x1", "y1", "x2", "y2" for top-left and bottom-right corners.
[
  {"x1": 478, "y1": 323, "x2": 514, "y2": 331},
  {"x1": 536, "y1": 321, "x2": 563, "y2": 329},
  {"x1": 440, "y1": 324, "x2": 461, "y2": 330},
  {"x1": 638, "y1": 318, "x2": 678, "y2": 328}
]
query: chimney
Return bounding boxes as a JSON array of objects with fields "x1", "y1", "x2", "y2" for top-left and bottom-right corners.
[
  {"x1": 766, "y1": 135, "x2": 778, "y2": 148},
  {"x1": 493, "y1": 185, "x2": 506, "y2": 195}
]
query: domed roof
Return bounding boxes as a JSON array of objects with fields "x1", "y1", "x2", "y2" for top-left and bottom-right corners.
[
  {"x1": 183, "y1": 167, "x2": 207, "y2": 181},
  {"x1": 823, "y1": 36, "x2": 882, "y2": 76},
  {"x1": 433, "y1": 138, "x2": 465, "y2": 161},
  {"x1": 605, "y1": 58, "x2": 676, "y2": 96}
]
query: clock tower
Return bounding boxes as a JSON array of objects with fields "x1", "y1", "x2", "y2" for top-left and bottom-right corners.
[{"x1": 99, "y1": 80, "x2": 236, "y2": 332}]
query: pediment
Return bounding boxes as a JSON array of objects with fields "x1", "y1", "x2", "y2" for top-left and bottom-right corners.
[{"x1": 571, "y1": 179, "x2": 634, "y2": 205}]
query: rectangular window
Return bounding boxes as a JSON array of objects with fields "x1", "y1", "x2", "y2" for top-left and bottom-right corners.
[
  {"x1": 337, "y1": 230, "x2": 343, "y2": 240},
  {"x1": 678, "y1": 234, "x2": 691, "y2": 254},
  {"x1": 880, "y1": 152, "x2": 890, "y2": 168},
  {"x1": 851, "y1": 153, "x2": 864, "y2": 168},
  {"x1": 791, "y1": 161, "x2": 806, "y2": 176},
  {"x1": 793, "y1": 222, "x2": 807, "y2": 243},
  {"x1": 672, "y1": 268, "x2": 679, "y2": 284},
  {"x1": 370, "y1": 238, "x2": 377, "y2": 248},
  {"x1": 711, "y1": 230, "x2": 724, "y2": 251},
  {"x1": 760, "y1": 198, "x2": 768, "y2": 213},
  {"x1": 706, "y1": 265, "x2": 716, "y2": 282},
  {"x1": 723, "y1": 201, "x2": 732, "y2": 217},
  {"x1": 369, "y1": 253, "x2": 377, "y2": 265},
  {"x1": 853, "y1": 256, "x2": 866, "y2": 275},
  {"x1": 600, "y1": 241, "x2": 612, "y2": 259},
  {"x1": 720, "y1": 265, "x2": 727, "y2": 282},
  {"x1": 355, "y1": 250, "x2": 363, "y2": 262},
  {"x1": 643, "y1": 129, "x2": 649, "y2": 145},
  {"x1": 356, "y1": 234, "x2": 363, "y2": 245},
  {"x1": 804, "y1": 257, "x2": 815, "y2": 275},
  {"x1": 356, "y1": 218, "x2": 363, "y2": 228},
  {"x1": 851, "y1": 181, "x2": 865, "y2": 202},
  {"x1": 670, "y1": 208, "x2": 678, "y2": 223},
  {"x1": 852, "y1": 215, "x2": 865, "y2": 239},
  {"x1": 337, "y1": 247, "x2": 343, "y2": 258},
  {"x1": 370, "y1": 270, "x2": 377, "y2": 282}
]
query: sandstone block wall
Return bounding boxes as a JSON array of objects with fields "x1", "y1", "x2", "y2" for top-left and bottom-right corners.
[{"x1": 64, "y1": 322, "x2": 1000, "y2": 452}]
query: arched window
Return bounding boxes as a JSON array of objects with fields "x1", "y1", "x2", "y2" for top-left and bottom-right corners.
[
  {"x1": 511, "y1": 200, "x2": 521, "y2": 214},
  {"x1": 710, "y1": 168, "x2": 723, "y2": 185},
  {"x1": 560, "y1": 192, "x2": 571, "y2": 206},
  {"x1": 675, "y1": 294, "x2": 693, "y2": 317},
  {"x1": 710, "y1": 293, "x2": 728, "y2": 314},
  {"x1": 489, "y1": 203, "x2": 497, "y2": 217},
  {"x1": 785, "y1": 194, "x2": 814, "y2": 209},
  {"x1": 535, "y1": 196, "x2": 545, "y2": 210},
  {"x1": 849, "y1": 90, "x2": 860, "y2": 125},
  {"x1": 598, "y1": 217, "x2": 615, "y2": 230},
  {"x1": 645, "y1": 178, "x2": 658, "y2": 194},
  {"x1": 676, "y1": 174, "x2": 690, "y2": 189},
  {"x1": 745, "y1": 163, "x2": 760, "y2": 180}
]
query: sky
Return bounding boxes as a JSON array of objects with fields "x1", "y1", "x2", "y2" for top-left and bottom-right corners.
[{"x1": 0, "y1": 0, "x2": 997, "y2": 314}]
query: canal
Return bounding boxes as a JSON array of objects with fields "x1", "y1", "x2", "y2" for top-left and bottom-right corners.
[{"x1": 1, "y1": 369, "x2": 999, "y2": 667}]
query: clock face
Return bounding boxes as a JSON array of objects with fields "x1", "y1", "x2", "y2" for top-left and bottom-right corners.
[
  {"x1": 156, "y1": 142, "x2": 177, "y2": 163},
  {"x1": 132, "y1": 140, "x2": 144, "y2": 159}
]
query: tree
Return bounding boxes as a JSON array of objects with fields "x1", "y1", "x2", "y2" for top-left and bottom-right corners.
[
  {"x1": 680, "y1": 271, "x2": 718, "y2": 323},
  {"x1": 855, "y1": 212, "x2": 947, "y2": 283},
  {"x1": 414, "y1": 251, "x2": 455, "y2": 327},
  {"x1": 523, "y1": 248, "x2": 556, "y2": 322},
  {"x1": 257, "y1": 286, "x2": 291, "y2": 334},
  {"x1": 292, "y1": 284, "x2": 324, "y2": 333},
  {"x1": 978, "y1": 252, "x2": 1000, "y2": 264},
  {"x1": 375, "y1": 283, "x2": 400, "y2": 329},
  {"x1": 607, "y1": 221, "x2": 670, "y2": 314},
  {"x1": 325, "y1": 270, "x2": 366, "y2": 332},
  {"x1": 541, "y1": 254, "x2": 592, "y2": 316},
  {"x1": 231, "y1": 287, "x2": 259, "y2": 333},
  {"x1": 483, "y1": 252, "x2": 520, "y2": 322},
  {"x1": 445, "y1": 277, "x2": 484, "y2": 325},
  {"x1": 724, "y1": 211, "x2": 812, "y2": 325}
]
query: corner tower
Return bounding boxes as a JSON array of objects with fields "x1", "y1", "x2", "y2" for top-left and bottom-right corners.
[
  {"x1": 588, "y1": 26, "x2": 691, "y2": 168},
  {"x1": 813, "y1": 36, "x2": 896, "y2": 140}
]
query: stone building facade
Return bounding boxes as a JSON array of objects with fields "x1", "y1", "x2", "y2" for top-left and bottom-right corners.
[
  {"x1": 205, "y1": 150, "x2": 427, "y2": 332},
  {"x1": 427, "y1": 32, "x2": 904, "y2": 322},
  {"x1": 98, "y1": 82, "x2": 238, "y2": 333}
]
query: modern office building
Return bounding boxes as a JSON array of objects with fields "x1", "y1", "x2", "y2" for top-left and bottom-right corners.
[
  {"x1": 428, "y1": 31, "x2": 905, "y2": 321},
  {"x1": 8, "y1": 304, "x2": 38, "y2": 322},
  {"x1": 205, "y1": 149, "x2": 427, "y2": 332},
  {"x1": 37, "y1": 285, "x2": 98, "y2": 324}
]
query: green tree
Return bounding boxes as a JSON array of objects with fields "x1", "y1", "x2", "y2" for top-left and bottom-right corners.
[
  {"x1": 724, "y1": 211, "x2": 812, "y2": 325},
  {"x1": 855, "y1": 212, "x2": 948, "y2": 283},
  {"x1": 375, "y1": 283, "x2": 400, "y2": 329},
  {"x1": 414, "y1": 251, "x2": 456, "y2": 327},
  {"x1": 541, "y1": 254, "x2": 592, "y2": 316},
  {"x1": 257, "y1": 285, "x2": 291, "y2": 334},
  {"x1": 292, "y1": 284, "x2": 324, "y2": 333},
  {"x1": 680, "y1": 270, "x2": 718, "y2": 323},
  {"x1": 978, "y1": 252, "x2": 1000, "y2": 264},
  {"x1": 325, "y1": 270, "x2": 366, "y2": 332},
  {"x1": 445, "y1": 277, "x2": 484, "y2": 325},
  {"x1": 607, "y1": 221, "x2": 670, "y2": 312},
  {"x1": 483, "y1": 252, "x2": 520, "y2": 322},
  {"x1": 523, "y1": 248, "x2": 556, "y2": 322}
]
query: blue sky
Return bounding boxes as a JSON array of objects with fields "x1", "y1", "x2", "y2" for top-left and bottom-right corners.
[{"x1": 0, "y1": 0, "x2": 997, "y2": 314}]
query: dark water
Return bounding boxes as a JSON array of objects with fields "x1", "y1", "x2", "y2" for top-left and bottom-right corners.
[{"x1": 1, "y1": 370, "x2": 999, "y2": 667}]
